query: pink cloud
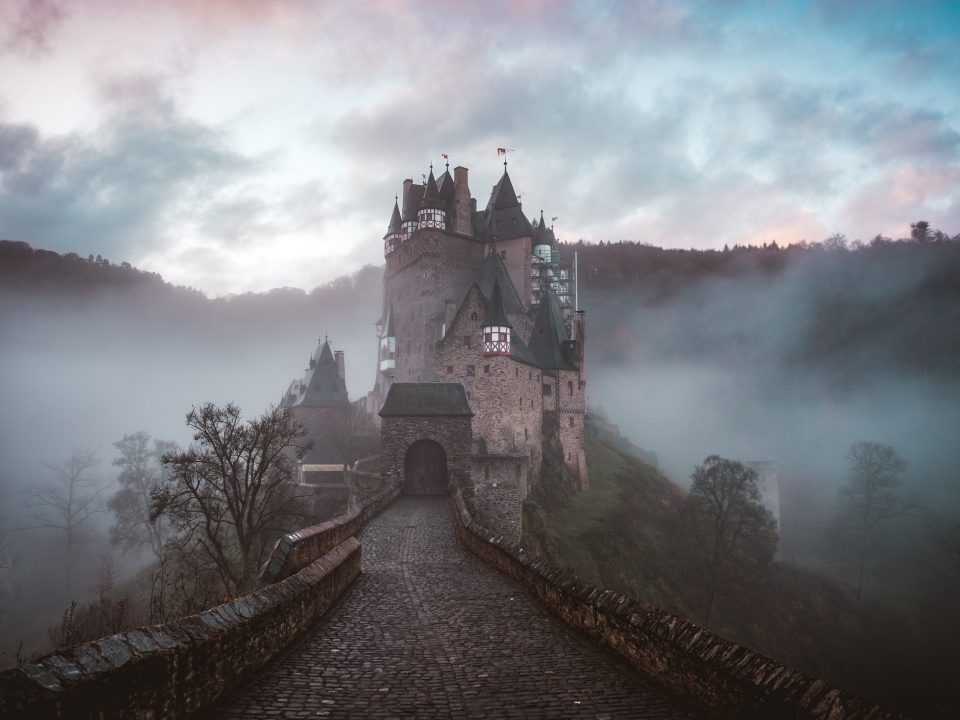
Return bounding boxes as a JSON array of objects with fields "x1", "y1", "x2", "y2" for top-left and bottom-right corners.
[{"x1": 840, "y1": 165, "x2": 960, "y2": 238}]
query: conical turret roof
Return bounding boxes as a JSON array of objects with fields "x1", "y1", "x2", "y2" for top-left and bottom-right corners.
[
  {"x1": 535, "y1": 210, "x2": 553, "y2": 246},
  {"x1": 529, "y1": 291, "x2": 577, "y2": 370},
  {"x1": 483, "y1": 168, "x2": 532, "y2": 241},
  {"x1": 384, "y1": 199, "x2": 402, "y2": 239},
  {"x1": 483, "y1": 278, "x2": 512, "y2": 328},
  {"x1": 474, "y1": 249, "x2": 525, "y2": 315},
  {"x1": 419, "y1": 168, "x2": 443, "y2": 210},
  {"x1": 294, "y1": 338, "x2": 351, "y2": 408},
  {"x1": 488, "y1": 169, "x2": 520, "y2": 210}
]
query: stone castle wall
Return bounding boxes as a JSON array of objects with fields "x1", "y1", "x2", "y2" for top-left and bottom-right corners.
[
  {"x1": 380, "y1": 415, "x2": 473, "y2": 491},
  {"x1": 383, "y1": 228, "x2": 484, "y2": 384},
  {"x1": 434, "y1": 286, "x2": 544, "y2": 478}
]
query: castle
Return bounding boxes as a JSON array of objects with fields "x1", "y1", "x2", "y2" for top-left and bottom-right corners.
[{"x1": 286, "y1": 158, "x2": 588, "y2": 540}]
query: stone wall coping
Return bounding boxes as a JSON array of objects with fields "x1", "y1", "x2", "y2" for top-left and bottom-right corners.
[
  {"x1": 471, "y1": 452, "x2": 528, "y2": 459},
  {"x1": 259, "y1": 478, "x2": 401, "y2": 584},
  {"x1": 449, "y1": 490, "x2": 905, "y2": 720},
  {"x1": 0, "y1": 539, "x2": 362, "y2": 719}
]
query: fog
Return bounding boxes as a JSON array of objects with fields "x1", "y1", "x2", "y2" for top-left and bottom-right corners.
[
  {"x1": 2, "y1": 240, "x2": 959, "y2": 662},
  {"x1": 579, "y1": 242, "x2": 960, "y2": 566},
  {"x1": 0, "y1": 265, "x2": 383, "y2": 656}
]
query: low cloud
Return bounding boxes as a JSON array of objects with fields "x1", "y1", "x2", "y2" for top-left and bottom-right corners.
[{"x1": 1, "y1": 0, "x2": 66, "y2": 58}]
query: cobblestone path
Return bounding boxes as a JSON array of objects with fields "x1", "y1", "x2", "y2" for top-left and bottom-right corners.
[{"x1": 216, "y1": 496, "x2": 700, "y2": 719}]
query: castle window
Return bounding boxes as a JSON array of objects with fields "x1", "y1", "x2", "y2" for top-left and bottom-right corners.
[
  {"x1": 471, "y1": 311, "x2": 477, "y2": 321},
  {"x1": 530, "y1": 399, "x2": 533, "y2": 408},
  {"x1": 467, "y1": 365, "x2": 475, "y2": 376},
  {"x1": 515, "y1": 368, "x2": 519, "y2": 377},
  {"x1": 484, "y1": 364, "x2": 490, "y2": 374},
  {"x1": 569, "y1": 416, "x2": 575, "y2": 428},
  {"x1": 543, "y1": 384, "x2": 552, "y2": 396},
  {"x1": 446, "y1": 365, "x2": 453, "y2": 374},
  {"x1": 524, "y1": 428, "x2": 529, "y2": 440},
  {"x1": 463, "y1": 335, "x2": 471, "y2": 348},
  {"x1": 568, "y1": 381, "x2": 574, "y2": 396},
  {"x1": 519, "y1": 397, "x2": 523, "y2": 408}
]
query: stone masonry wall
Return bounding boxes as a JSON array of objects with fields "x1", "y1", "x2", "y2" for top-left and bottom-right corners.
[
  {"x1": 384, "y1": 228, "x2": 484, "y2": 384},
  {"x1": 467, "y1": 454, "x2": 528, "y2": 543},
  {"x1": 556, "y1": 368, "x2": 586, "y2": 487},
  {"x1": 0, "y1": 540, "x2": 362, "y2": 720},
  {"x1": 449, "y1": 491, "x2": 903, "y2": 720},
  {"x1": 434, "y1": 285, "x2": 544, "y2": 478},
  {"x1": 381, "y1": 415, "x2": 472, "y2": 491},
  {"x1": 260, "y1": 479, "x2": 401, "y2": 584}
]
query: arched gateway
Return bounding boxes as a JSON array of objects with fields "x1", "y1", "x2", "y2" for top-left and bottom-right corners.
[
  {"x1": 379, "y1": 383, "x2": 473, "y2": 495},
  {"x1": 404, "y1": 440, "x2": 448, "y2": 494}
]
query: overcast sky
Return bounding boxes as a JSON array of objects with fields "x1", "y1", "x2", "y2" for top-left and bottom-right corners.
[{"x1": 1, "y1": 0, "x2": 958, "y2": 295}]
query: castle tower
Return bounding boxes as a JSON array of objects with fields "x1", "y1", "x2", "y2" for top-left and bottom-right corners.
[
  {"x1": 482, "y1": 278, "x2": 511, "y2": 357},
  {"x1": 533, "y1": 210, "x2": 553, "y2": 263},
  {"x1": 384, "y1": 198, "x2": 402, "y2": 256},
  {"x1": 417, "y1": 167, "x2": 447, "y2": 230}
]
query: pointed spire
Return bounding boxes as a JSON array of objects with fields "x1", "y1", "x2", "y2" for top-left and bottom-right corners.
[
  {"x1": 384, "y1": 197, "x2": 402, "y2": 238},
  {"x1": 483, "y1": 278, "x2": 511, "y2": 329},
  {"x1": 488, "y1": 169, "x2": 520, "y2": 210},
  {"x1": 419, "y1": 167, "x2": 443, "y2": 210}
]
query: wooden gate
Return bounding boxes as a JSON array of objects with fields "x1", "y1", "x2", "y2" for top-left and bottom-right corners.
[{"x1": 403, "y1": 440, "x2": 448, "y2": 494}]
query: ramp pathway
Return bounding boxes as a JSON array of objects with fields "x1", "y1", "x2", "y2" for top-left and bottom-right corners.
[{"x1": 216, "y1": 496, "x2": 700, "y2": 719}]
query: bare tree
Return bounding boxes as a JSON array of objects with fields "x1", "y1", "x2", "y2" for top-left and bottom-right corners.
[
  {"x1": 108, "y1": 432, "x2": 175, "y2": 559},
  {"x1": 320, "y1": 403, "x2": 376, "y2": 471},
  {"x1": 24, "y1": 449, "x2": 104, "y2": 590},
  {"x1": 151, "y1": 403, "x2": 309, "y2": 597},
  {"x1": 676, "y1": 455, "x2": 778, "y2": 626},
  {"x1": 835, "y1": 441, "x2": 913, "y2": 601}
]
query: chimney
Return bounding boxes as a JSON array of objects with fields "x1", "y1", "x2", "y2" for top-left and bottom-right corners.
[
  {"x1": 334, "y1": 350, "x2": 346, "y2": 384},
  {"x1": 401, "y1": 179, "x2": 413, "y2": 219},
  {"x1": 453, "y1": 166, "x2": 472, "y2": 235}
]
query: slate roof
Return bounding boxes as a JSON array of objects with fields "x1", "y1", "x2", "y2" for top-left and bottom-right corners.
[
  {"x1": 437, "y1": 169, "x2": 454, "y2": 206},
  {"x1": 534, "y1": 211, "x2": 555, "y2": 247},
  {"x1": 287, "y1": 339, "x2": 351, "y2": 408},
  {"x1": 474, "y1": 250, "x2": 525, "y2": 315},
  {"x1": 419, "y1": 170, "x2": 444, "y2": 211},
  {"x1": 480, "y1": 170, "x2": 533, "y2": 241},
  {"x1": 379, "y1": 383, "x2": 474, "y2": 417},
  {"x1": 384, "y1": 199, "x2": 402, "y2": 238},
  {"x1": 528, "y1": 290, "x2": 577, "y2": 370},
  {"x1": 483, "y1": 278, "x2": 511, "y2": 328},
  {"x1": 403, "y1": 185, "x2": 424, "y2": 221}
]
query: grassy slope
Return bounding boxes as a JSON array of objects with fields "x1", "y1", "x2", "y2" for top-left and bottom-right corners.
[{"x1": 523, "y1": 417, "x2": 948, "y2": 716}]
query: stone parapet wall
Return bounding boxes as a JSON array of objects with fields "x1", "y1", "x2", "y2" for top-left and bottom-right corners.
[
  {"x1": 466, "y1": 454, "x2": 527, "y2": 544},
  {"x1": 449, "y1": 490, "x2": 903, "y2": 720},
  {"x1": 0, "y1": 539, "x2": 361, "y2": 720},
  {"x1": 260, "y1": 479, "x2": 401, "y2": 584}
]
